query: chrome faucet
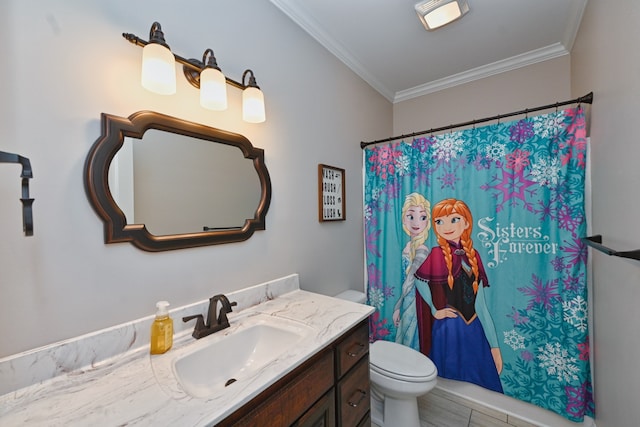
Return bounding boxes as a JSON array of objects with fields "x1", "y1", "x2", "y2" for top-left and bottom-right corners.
[{"x1": 183, "y1": 294, "x2": 238, "y2": 339}]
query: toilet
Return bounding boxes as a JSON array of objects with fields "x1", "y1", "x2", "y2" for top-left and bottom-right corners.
[{"x1": 335, "y1": 290, "x2": 438, "y2": 427}]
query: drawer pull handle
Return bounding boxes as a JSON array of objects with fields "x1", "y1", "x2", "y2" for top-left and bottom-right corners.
[
  {"x1": 346, "y1": 343, "x2": 365, "y2": 357},
  {"x1": 347, "y1": 389, "x2": 367, "y2": 407}
]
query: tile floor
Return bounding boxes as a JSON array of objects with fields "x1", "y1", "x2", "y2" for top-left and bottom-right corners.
[{"x1": 372, "y1": 387, "x2": 541, "y2": 427}]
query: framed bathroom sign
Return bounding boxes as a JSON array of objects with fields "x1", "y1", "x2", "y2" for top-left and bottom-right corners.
[{"x1": 318, "y1": 164, "x2": 345, "y2": 222}]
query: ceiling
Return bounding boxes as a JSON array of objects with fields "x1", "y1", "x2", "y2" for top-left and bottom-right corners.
[{"x1": 269, "y1": 0, "x2": 588, "y2": 103}]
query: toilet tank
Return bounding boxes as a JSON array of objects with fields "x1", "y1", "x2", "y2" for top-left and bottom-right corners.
[{"x1": 334, "y1": 290, "x2": 367, "y2": 304}]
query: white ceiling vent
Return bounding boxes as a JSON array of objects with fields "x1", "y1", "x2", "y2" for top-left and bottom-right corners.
[{"x1": 415, "y1": 0, "x2": 470, "y2": 31}]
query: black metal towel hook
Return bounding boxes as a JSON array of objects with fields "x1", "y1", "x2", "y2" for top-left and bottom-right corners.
[
  {"x1": 0, "y1": 150, "x2": 34, "y2": 236},
  {"x1": 582, "y1": 235, "x2": 640, "y2": 261}
]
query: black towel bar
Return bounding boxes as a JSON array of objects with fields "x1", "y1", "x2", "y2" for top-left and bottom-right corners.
[{"x1": 582, "y1": 235, "x2": 640, "y2": 261}]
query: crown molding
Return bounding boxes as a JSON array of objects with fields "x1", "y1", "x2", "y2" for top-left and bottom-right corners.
[
  {"x1": 562, "y1": 0, "x2": 588, "y2": 51},
  {"x1": 270, "y1": 0, "x2": 395, "y2": 101},
  {"x1": 394, "y1": 43, "x2": 569, "y2": 103}
]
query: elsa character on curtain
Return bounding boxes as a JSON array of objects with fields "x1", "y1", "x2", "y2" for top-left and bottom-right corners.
[
  {"x1": 392, "y1": 193, "x2": 431, "y2": 348},
  {"x1": 415, "y1": 198, "x2": 503, "y2": 393}
]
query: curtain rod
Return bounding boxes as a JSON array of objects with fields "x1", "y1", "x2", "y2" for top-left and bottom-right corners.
[{"x1": 360, "y1": 91, "x2": 594, "y2": 149}]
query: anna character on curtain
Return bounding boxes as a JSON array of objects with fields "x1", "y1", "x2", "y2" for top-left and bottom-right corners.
[
  {"x1": 393, "y1": 193, "x2": 431, "y2": 348},
  {"x1": 415, "y1": 198, "x2": 503, "y2": 393}
]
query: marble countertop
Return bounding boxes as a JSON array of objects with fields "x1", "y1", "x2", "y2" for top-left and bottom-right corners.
[{"x1": 0, "y1": 276, "x2": 373, "y2": 426}]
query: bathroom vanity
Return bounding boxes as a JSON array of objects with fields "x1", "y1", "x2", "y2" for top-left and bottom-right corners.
[
  {"x1": 219, "y1": 320, "x2": 370, "y2": 427},
  {"x1": 0, "y1": 274, "x2": 374, "y2": 426}
]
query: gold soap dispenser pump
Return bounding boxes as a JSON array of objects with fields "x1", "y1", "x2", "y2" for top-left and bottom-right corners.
[{"x1": 150, "y1": 301, "x2": 173, "y2": 354}]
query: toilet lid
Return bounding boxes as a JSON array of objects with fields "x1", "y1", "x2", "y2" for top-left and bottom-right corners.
[{"x1": 370, "y1": 340, "x2": 437, "y2": 381}]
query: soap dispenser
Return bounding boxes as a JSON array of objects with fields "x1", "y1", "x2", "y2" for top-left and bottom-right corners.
[{"x1": 150, "y1": 301, "x2": 173, "y2": 354}]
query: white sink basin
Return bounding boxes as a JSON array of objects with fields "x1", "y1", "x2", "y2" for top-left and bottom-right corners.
[{"x1": 169, "y1": 313, "x2": 314, "y2": 398}]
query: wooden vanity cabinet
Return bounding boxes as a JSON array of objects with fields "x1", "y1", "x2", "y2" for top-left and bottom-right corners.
[
  {"x1": 216, "y1": 320, "x2": 370, "y2": 427},
  {"x1": 335, "y1": 321, "x2": 370, "y2": 426}
]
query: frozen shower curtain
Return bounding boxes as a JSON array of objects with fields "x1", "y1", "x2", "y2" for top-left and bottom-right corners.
[{"x1": 363, "y1": 107, "x2": 594, "y2": 421}]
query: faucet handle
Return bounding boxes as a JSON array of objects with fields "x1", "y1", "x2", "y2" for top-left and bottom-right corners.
[
  {"x1": 183, "y1": 314, "x2": 204, "y2": 323},
  {"x1": 183, "y1": 314, "x2": 206, "y2": 338},
  {"x1": 217, "y1": 300, "x2": 238, "y2": 325}
]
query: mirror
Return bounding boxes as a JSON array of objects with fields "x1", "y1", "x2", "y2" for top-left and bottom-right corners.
[
  {"x1": 85, "y1": 111, "x2": 271, "y2": 251},
  {"x1": 112, "y1": 131, "x2": 261, "y2": 235}
]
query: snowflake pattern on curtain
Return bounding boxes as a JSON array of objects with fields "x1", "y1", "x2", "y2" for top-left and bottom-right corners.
[{"x1": 363, "y1": 107, "x2": 594, "y2": 421}]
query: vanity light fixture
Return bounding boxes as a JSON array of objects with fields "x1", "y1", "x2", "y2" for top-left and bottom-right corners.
[
  {"x1": 199, "y1": 49, "x2": 228, "y2": 111},
  {"x1": 415, "y1": 0, "x2": 470, "y2": 31},
  {"x1": 123, "y1": 22, "x2": 266, "y2": 123},
  {"x1": 241, "y1": 70, "x2": 266, "y2": 124},
  {"x1": 140, "y1": 22, "x2": 176, "y2": 94}
]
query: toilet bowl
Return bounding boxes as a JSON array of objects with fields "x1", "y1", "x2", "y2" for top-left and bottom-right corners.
[
  {"x1": 370, "y1": 340, "x2": 437, "y2": 426},
  {"x1": 334, "y1": 290, "x2": 438, "y2": 427}
]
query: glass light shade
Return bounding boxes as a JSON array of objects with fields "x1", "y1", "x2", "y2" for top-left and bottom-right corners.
[
  {"x1": 141, "y1": 43, "x2": 176, "y2": 95},
  {"x1": 424, "y1": 2, "x2": 462, "y2": 29},
  {"x1": 200, "y1": 67, "x2": 228, "y2": 111},
  {"x1": 242, "y1": 86, "x2": 266, "y2": 123}
]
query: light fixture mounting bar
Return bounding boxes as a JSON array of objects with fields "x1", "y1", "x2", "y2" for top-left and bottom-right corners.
[{"x1": 122, "y1": 32, "x2": 245, "y2": 90}]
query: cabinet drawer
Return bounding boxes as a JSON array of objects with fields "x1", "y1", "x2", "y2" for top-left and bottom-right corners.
[
  {"x1": 220, "y1": 349, "x2": 334, "y2": 427},
  {"x1": 335, "y1": 321, "x2": 369, "y2": 377},
  {"x1": 336, "y1": 356, "x2": 370, "y2": 427},
  {"x1": 293, "y1": 389, "x2": 336, "y2": 427}
]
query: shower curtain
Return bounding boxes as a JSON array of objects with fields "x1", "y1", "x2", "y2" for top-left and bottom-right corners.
[{"x1": 363, "y1": 107, "x2": 594, "y2": 421}]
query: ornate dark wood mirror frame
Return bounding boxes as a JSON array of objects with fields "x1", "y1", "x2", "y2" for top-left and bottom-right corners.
[{"x1": 84, "y1": 111, "x2": 271, "y2": 251}]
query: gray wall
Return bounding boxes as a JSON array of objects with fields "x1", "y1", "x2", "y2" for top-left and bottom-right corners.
[
  {"x1": 0, "y1": 0, "x2": 391, "y2": 357},
  {"x1": 572, "y1": 1, "x2": 640, "y2": 426}
]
